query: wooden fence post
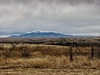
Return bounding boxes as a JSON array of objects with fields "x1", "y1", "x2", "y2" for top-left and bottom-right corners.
[
  {"x1": 70, "y1": 46, "x2": 73, "y2": 62},
  {"x1": 74, "y1": 46, "x2": 77, "y2": 63},
  {"x1": 91, "y1": 47, "x2": 94, "y2": 58}
]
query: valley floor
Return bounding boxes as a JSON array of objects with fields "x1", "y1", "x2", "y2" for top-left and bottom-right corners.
[
  {"x1": 0, "y1": 43, "x2": 100, "y2": 75},
  {"x1": 0, "y1": 68, "x2": 100, "y2": 75}
]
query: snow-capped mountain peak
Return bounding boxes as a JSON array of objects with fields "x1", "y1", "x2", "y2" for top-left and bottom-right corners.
[
  {"x1": 27, "y1": 30, "x2": 57, "y2": 33},
  {"x1": 9, "y1": 30, "x2": 73, "y2": 37}
]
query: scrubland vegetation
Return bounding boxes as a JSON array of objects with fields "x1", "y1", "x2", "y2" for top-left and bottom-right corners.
[
  {"x1": 0, "y1": 37, "x2": 100, "y2": 74},
  {"x1": 0, "y1": 43, "x2": 100, "y2": 69},
  {"x1": 0, "y1": 37, "x2": 100, "y2": 46}
]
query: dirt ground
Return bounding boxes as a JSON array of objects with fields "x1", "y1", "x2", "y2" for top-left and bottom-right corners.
[{"x1": 0, "y1": 68, "x2": 100, "y2": 75}]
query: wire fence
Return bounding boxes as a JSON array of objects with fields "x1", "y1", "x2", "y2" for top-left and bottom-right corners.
[{"x1": 69, "y1": 46, "x2": 100, "y2": 62}]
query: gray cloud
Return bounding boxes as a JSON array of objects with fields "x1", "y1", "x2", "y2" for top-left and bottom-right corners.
[{"x1": 0, "y1": 0, "x2": 100, "y2": 34}]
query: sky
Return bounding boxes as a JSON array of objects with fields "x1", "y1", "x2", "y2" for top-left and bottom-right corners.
[{"x1": 0, "y1": 0, "x2": 100, "y2": 36}]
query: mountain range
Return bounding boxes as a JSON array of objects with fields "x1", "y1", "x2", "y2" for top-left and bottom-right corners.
[
  {"x1": 9, "y1": 31, "x2": 74, "y2": 37},
  {"x1": 7, "y1": 30, "x2": 99, "y2": 37}
]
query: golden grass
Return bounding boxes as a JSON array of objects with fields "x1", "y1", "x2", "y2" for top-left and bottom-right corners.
[
  {"x1": 0, "y1": 55, "x2": 100, "y2": 69},
  {"x1": 0, "y1": 43, "x2": 100, "y2": 69}
]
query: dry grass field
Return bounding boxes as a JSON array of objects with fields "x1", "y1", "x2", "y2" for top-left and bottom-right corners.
[{"x1": 0, "y1": 43, "x2": 100, "y2": 75}]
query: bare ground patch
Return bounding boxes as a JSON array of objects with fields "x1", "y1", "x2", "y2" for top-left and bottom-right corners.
[{"x1": 0, "y1": 68, "x2": 100, "y2": 75}]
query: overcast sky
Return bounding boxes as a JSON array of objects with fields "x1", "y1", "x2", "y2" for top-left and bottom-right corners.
[{"x1": 0, "y1": 0, "x2": 100, "y2": 35}]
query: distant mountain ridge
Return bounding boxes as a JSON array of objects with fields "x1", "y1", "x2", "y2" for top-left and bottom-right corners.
[
  {"x1": 8, "y1": 30, "x2": 99, "y2": 37},
  {"x1": 9, "y1": 31, "x2": 73, "y2": 37}
]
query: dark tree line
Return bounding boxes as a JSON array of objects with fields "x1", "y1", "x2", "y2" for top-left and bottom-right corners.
[{"x1": 0, "y1": 37, "x2": 100, "y2": 47}]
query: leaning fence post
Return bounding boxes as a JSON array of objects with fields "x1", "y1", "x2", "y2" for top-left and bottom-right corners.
[
  {"x1": 91, "y1": 47, "x2": 94, "y2": 58},
  {"x1": 70, "y1": 46, "x2": 73, "y2": 62}
]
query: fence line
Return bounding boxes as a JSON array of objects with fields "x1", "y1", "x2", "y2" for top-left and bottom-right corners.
[{"x1": 69, "y1": 46, "x2": 100, "y2": 62}]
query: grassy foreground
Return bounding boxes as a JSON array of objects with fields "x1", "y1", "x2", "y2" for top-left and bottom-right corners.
[{"x1": 0, "y1": 43, "x2": 100, "y2": 75}]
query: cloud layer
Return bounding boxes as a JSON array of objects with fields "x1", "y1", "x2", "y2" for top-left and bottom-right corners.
[{"x1": 0, "y1": 0, "x2": 100, "y2": 34}]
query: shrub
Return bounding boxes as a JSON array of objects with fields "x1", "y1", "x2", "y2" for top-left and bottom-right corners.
[{"x1": 21, "y1": 47, "x2": 31, "y2": 58}]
